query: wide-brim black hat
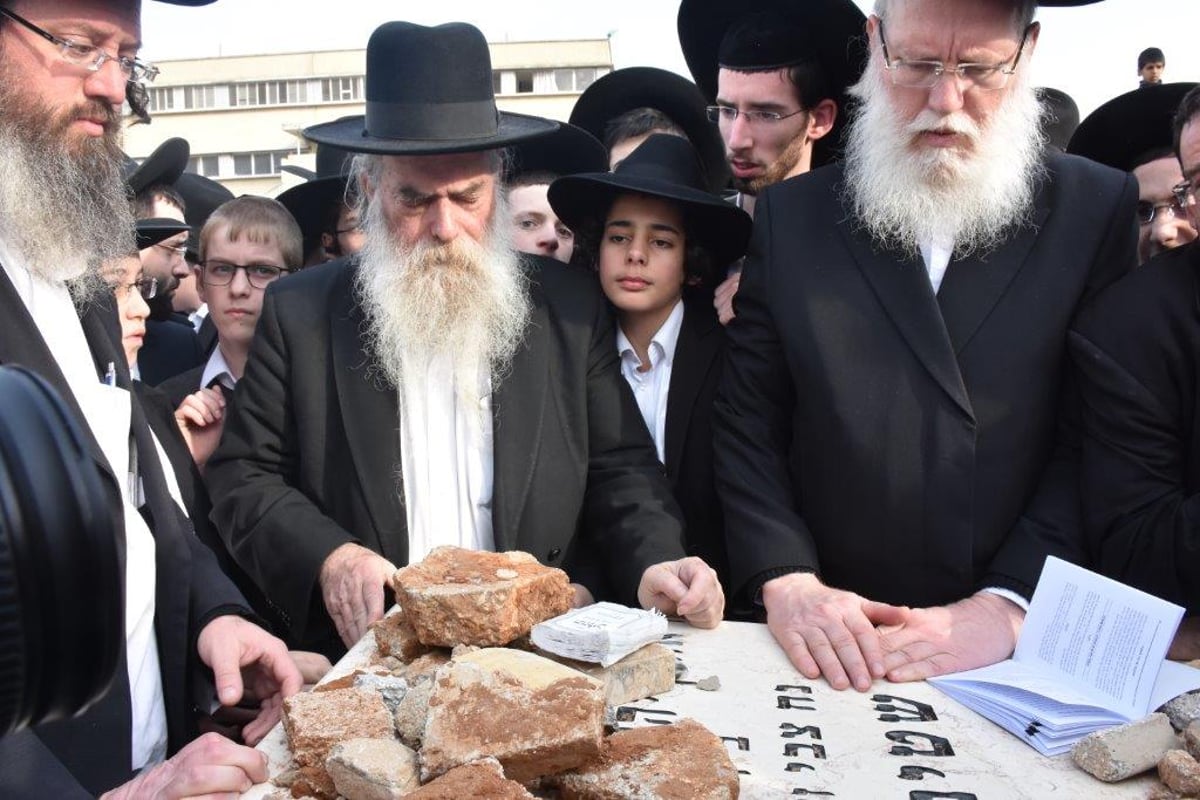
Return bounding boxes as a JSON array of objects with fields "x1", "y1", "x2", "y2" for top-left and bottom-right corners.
[
  {"x1": 175, "y1": 172, "x2": 233, "y2": 260},
  {"x1": 549, "y1": 134, "x2": 752, "y2": 270},
  {"x1": 1068, "y1": 82, "x2": 1198, "y2": 172},
  {"x1": 277, "y1": 138, "x2": 358, "y2": 245},
  {"x1": 135, "y1": 217, "x2": 190, "y2": 250},
  {"x1": 505, "y1": 122, "x2": 608, "y2": 182},
  {"x1": 678, "y1": 0, "x2": 867, "y2": 105},
  {"x1": 304, "y1": 21, "x2": 558, "y2": 155},
  {"x1": 569, "y1": 67, "x2": 730, "y2": 193},
  {"x1": 122, "y1": 137, "x2": 189, "y2": 197}
]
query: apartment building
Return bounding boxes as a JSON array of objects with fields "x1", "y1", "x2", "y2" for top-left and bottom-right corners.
[{"x1": 123, "y1": 39, "x2": 613, "y2": 196}]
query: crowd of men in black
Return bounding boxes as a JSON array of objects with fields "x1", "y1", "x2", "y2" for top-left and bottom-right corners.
[{"x1": 0, "y1": 0, "x2": 1198, "y2": 795}]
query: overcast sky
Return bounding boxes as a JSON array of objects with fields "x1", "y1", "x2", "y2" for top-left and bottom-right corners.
[{"x1": 141, "y1": 0, "x2": 1197, "y2": 120}]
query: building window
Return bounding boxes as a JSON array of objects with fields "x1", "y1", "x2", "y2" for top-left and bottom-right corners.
[
  {"x1": 492, "y1": 71, "x2": 501, "y2": 95},
  {"x1": 230, "y1": 80, "x2": 308, "y2": 107},
  {"x1": 553, "y1": 67, "x2": 602, "y2": 92},
  {"x1": 320, "y1": 76, "x2": 362, "y2": 102},
  {"x1": 186, "y1": 155, "x2": 220, "y2": 178},
  {"x1": 515, "y1": 69, "x2": 534, "y2": 94},
  {"x1": 232, "y1": 151, "x2": 287, "y2": 177},
  {"x1": 147, "y1": 87, "x2": 174, "y2": 112},
  {"x1": 183, "y1": 85, "x2": 216, "y2": 110}
]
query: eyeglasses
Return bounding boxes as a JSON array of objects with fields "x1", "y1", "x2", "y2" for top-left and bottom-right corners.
[
  {"x1": 877, "y1": 18, "x2": 1031, "y2": 92},
  {"x1": 200, "y1": 261, "x2": 291, "y2": 289},
  {"x1": 1137, "y1": 198, "x2": 1190, "y2": 226},
  {"x1": 706, "y1": 105, "x2": 807, "y2": 126},
  {"x1": 115, "y1": 276, "x2": 158, "y2": 301},
  {"x1": 153, "y1": 242, "x2": 188, "y2": 257},
  {"x1": 0, "y1": 7, "x2": 159, "y2": 84}
]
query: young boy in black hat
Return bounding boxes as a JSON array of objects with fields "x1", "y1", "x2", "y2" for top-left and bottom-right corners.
[{"x1": 549, "y1": 133, "x2": 752, "y2": 605}]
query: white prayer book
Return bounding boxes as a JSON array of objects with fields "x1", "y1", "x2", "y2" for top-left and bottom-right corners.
[
  {"x1": 531, "y1": 602, "x2": 668, "y2": 667},
  {"x1": 930, "y1": 556, "x2": 1200, "y2": 755}
]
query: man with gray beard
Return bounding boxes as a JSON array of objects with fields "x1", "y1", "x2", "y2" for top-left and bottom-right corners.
[
  {"x1": 0, "y1": 1, "x2": 301, "y2": 797},
  {"x1": 207, "y1": 21, "x2": 724, "y2": 658},
  {"x1": 713, "y1": 0, "x2": 1134, "y2": 692}
]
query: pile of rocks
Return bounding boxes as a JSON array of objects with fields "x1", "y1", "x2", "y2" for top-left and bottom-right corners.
[
  {"x1": 271, "y1": 547, "x2": 732, "y2": 799},
  {"x1": 1073, "y1": 690, "x2": 1200, "y2": 798}
]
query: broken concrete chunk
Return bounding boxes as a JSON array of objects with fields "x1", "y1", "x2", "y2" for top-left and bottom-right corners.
[
  {"x1": 1161, "y1": 750, "x2": 1200, "y2": 795},
  {"x1": 282, "y1": 686, "x2": 396, "y2": 798},
  {"x1": 403, "y1": 757, "x2": 536, "y2": 799},
  {"x1": 372, "y1": 610, "x2": 433, "y2": 662},
  {"x1": 544, "y1": 643, "x2": 676, "y2": 706},
  {"x1": 325, "y1": 737, "x2": 420, "y2": 800},
  {"x1": 395, "y1": 673, "x2": 436, "y2": 750},
  {"x1": 352, "y1": 672, "x2": 409, "y2": 714},
  {"x1": 552, "y1": 718, "x2": 740, "y2": 800},
  {"x1": 1071, "y1": 713, "x2": 1178, "y2": 781},
  {"x1": 1161, "y1": 691, "x2": 1200, "y2": 731},
  {"x1": 393, "y1": 547, "x2": 573, "y2": 647},
  {"x1": 420, "y1": 647, "x2": 605, "y2": 783}
]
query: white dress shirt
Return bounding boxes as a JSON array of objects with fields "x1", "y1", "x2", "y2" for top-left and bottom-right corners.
[
  {"x1": 200, "y1": 345, "x2": 237, "y2": 392},
  {"x1": 0, "y1": 242, "x2": 168, "y2": 771},
  {"x1": 616, "y1": 300, "x2": 684, "y2": 464},
  {"x1": 398, "y1": 354, "x2": 495, "y2": 564}
]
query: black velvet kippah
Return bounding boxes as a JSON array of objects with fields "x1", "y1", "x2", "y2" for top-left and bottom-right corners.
[{"x1": 717, "y1": 11, "x2": 816, "y2": 71}]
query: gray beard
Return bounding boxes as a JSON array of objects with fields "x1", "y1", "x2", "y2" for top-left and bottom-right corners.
[
  {"x1": 353, "y1": 191, "x2": 532, "y2": 417},
  {"x1": 841, "y1": 56, "x2": 1047, "y2": 260},
  {"x1": 0, "y1": 116, "x2": 133, "y2": 304}
]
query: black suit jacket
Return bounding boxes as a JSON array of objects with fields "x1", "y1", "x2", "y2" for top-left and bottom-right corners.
[
  {"x1": 140, "y1": 315, "x2": 204, "y2": 386},
  {"x1": 0, "y1": 268, "x2": 249, "y2": 797},
  {"x1": 665, "y1": 292, "x2": 730, "y2": 596},
  {"x1": 1071, "y1": 242, "x2": 1200, "y2": 611},
  {"x1": 713, "y1": 153, "x2": 1137, "y2": 607},
  {"x1": 206, "y1": 256, "x2": 687, "y2": 653}
]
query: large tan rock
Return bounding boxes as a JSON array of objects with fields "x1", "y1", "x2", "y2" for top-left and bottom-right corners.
[
  {"x1": 403, "y1": 757, "x2": 536, "y2": 799},
  {"x1": 393, "y1": 547, "x2": 573, "y2": 647},
  {"x1": 1161, "y1": 749, "x2": 1200, "y2": 795},
  {"x1": 325, "y1": 738, "x2": 420, "y2": 800},
  {"x1": 553, "y1": 718, "x2": 740, "y2": 800},
  {"x1": 371, "y1": 609, "x2": 432, "y2": 662},
  {"x1": 420, "y1": 647, "x2": 605, "y2": 783},
  {"x1": 546, "y1": 644, "x2": 676, "y2": 706},
  {"x1": 1072, "y1": 713, "x2": 1179, "y2": 781}
]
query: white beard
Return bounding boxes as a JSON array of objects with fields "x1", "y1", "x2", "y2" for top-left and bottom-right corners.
[
  {"x1": 0, "y1": 93, "x2": 133, "y2": 302},
  {"x1": 353, "y1": 190, "x2": 532, "y2": 428},
  {"x1": 842, "y1": 55, "x2": 1047, "y2": 260}
]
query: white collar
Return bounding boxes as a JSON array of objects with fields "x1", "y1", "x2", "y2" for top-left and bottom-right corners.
[
  {"x1": 616, "y1": 299, "x2": 685, "y2": 371},
  {"x1": 200, "y1": 346, "x2": 237, "y2": 391}
]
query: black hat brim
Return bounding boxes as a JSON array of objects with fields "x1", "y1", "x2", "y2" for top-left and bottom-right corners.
[
  {"x1": 505, "y1": 122, "x2": 608, "y2": 181},
  {"x1": 123, "y1": 137, "x2": 189, "y2": 196},
  {"x1": 174, "y1": 172, "x2": 234, "y2": 259},
  {"x1": 136, "y1": 218, "x2": 191, "y2": 250},
  {"x1": 1068, "y1": 82, "x2": 1198, "y2": 172},
  {"x1": 569, "y1": 67, "x2": 730, "y2": 193},
  {"x1": 548, "y1": 171, "x2": 752, "y2": 269},
  {"x1": 277, "y1": 176, "x2": 350, "y2": 243},
  {"x1": 303, "y1": 111, "x2": 559, "y2": 156}
]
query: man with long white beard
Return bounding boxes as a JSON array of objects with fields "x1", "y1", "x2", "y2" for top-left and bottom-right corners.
[
  {"x1": 713, "y1": 0, "x2": 1135, "y2": 692},
  {"x1": 206, "y1": 20, "x2": 724, "y2": 659},
  {"x1": 0, "y1": 0, "x2": 301, "y2": 797}
]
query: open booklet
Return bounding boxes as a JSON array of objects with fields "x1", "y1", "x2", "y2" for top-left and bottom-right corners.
[{"x1": 929, "y1": 556, "x2": 1200, "y2": 756}]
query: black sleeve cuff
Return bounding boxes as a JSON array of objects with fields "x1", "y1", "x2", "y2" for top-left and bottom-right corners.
[{"x1": 979, "y1": 573, "x2": 1035, "y2": 603}]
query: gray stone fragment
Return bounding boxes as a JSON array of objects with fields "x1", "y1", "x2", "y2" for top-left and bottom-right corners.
[
  {"x1": 394, "y1": 673, "x2": 436, "y2": 749},
  {"x1": 326, "y1": 737, "x2": 420, "y2": 800},
  {"x1": 697, "y1": 675, "x2": 721, "y2": 692},
  {"x1": 353, "y1": 672, "x2": 409, "y2": 713},
  {"x1": 1071, "y1": 713, "x2": 1179, "y2": 781},
  {"x1": 1160, "y1": 691, "x2": 1200, "y2": 731},
  {"x1": 1160, "y1": 749, "x2": 1200, "y2": 795}
]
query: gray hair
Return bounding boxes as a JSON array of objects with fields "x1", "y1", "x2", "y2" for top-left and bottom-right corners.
[
  {"x1": 349, "y1": 149, "x2": 508, "y2": 220},
  {"x1": 872, "y1": 0, "x2": 1037, "y2": 32}
]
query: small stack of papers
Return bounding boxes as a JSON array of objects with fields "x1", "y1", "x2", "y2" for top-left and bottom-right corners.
[{"x1": 532, "y1": 602, "x2": 668, "y2": 667}]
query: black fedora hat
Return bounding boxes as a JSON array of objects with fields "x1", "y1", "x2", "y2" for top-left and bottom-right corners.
[
  {"x1": 549, "y1": 134, "x2": 752, "y2": 270},
  {"x1": 505, "y1": 122, "x2": 608, "y2": 182},
  {"x1": 123, "y1": 137, "x2": 189, "y2": 196},
  {"x1": 174, "y1": 172, "x2": 234, "y2": 260},
  {"x1": 135, "y1": 217, "x2": 190, "y2": 250},
  {"x1": 1068, "y1": 82, "x2": 1198, "y2": 172},
  {"x1": 677, "y1": 0, "x2": 867, "y2": 105},
  {"x1": 304, "y1": 21, "x2": 558, "y2": 155},
  {"x1": 277, "y1": 139, "x2": 357, "y2": 247},
  {"x1": 1036, "y1": 88, "x2": 1080, "y2": 152},
  {"x1": 569, "y1": 67, "x2": 730, "y2": 193}
]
